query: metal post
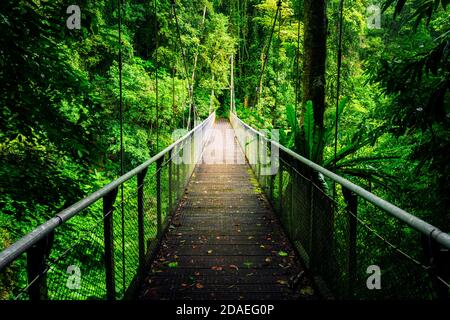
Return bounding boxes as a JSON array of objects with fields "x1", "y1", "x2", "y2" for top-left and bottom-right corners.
[
  {"x1": 26, "y1": 232, "x2": 54, "y2": 300},
  {"x1": 191, "y1": 134, "x2": 195, "y2": 174},
  {"x1": 176, "y1": 147, "x2": 180, "y2": 199},
  {"x1": 270, "y1": 174, "x2": 275, "y2": 202},
  {"x1": 288, "y1": 159, "x2": 294, "y2": 236},
  {"x1": 278, "y1": 160, "x2": 283, "y2": 215},
  {"x1": 156, "y1": 157, "x2": 163, "y2": 238},
  {"x1": 421, "y1": 234, "x2": 450, "y2": 300},
  {"x1": 137, "y1": 168, "x2": 148, "y2": 270},
  {"x1": 308, "y1": 180, "x2": 315, "y2": 269},
  {"x1": 181, "y1": 143, "x2": 186, "y2": 190},
  {"x1": 103, "y1": 188, "x2": 118, "y2": 300},
  {"x1": 343, "y1": 187, "x2": 358, "y2": 297},
  {"x1": 168, "y1": 150, "x2": 173, "y2": 214},
  {"x1": 256, "y1": 133, "x2": 260, "y2": 181}
]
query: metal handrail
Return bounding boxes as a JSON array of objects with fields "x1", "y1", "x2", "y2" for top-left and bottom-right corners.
[
  {"x1": 230, "y1": 112, "x2": 450, "y2": 250},
  {"x1": 0, "y1": 113, "x2": 216, "y2": 271}
]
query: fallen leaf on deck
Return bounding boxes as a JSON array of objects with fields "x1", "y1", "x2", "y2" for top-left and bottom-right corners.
[
  {"x1": 300, "y1": 286, "x2": 315, "y2": 296},
  {"x1": 229, "y1": 264, "x2": 239, "y2": 270},
  {"x1": 278, "y1": 250, "x2": 288, "y2": 257},
  {"x1": 195, "y1": 283, "x2": 204, "y2": 289}
]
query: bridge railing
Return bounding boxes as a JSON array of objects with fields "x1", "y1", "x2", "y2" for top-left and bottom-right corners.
[
  {"x1": 0, "y1": 113, "x2": 215, "y2": 300},
  {"x1": 230, "y1": 112, "x2": 450, "y2": 299}
]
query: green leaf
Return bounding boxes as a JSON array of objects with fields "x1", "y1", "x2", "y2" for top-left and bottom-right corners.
[
  {"x1": 168, "y1": 261, "x2": 178, "y2": 268},
  {"x1": 278, "y1": 250, "x2": 288, "y2": 257},
  {"x1": 286, "y1": 104, "x2": 297, "y2": 133}
]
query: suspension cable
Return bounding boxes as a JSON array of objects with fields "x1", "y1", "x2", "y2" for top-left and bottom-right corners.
[
  {"x1": 333, "y1": 0, "x2": 345, "y2": 208},
  {"x1": 256, "y1": 0, "x2": 282, "y2": 109},
  {"x1": 170, "y1": 0, "x2": 191, "y2": 85},
  {"x1": 188, "y1": 6, "x2": 207, "y2": 127},
  {"x1": 117, "y1": 0, "x2": 126, "y2": 295},
  {"x1": 273, "y1": 2, "x2": 282, "y2": 126},
  {"x1": 294, "y1": 1, "x2": 301, "y2": 118},
  {"x1": 155, "y1": 0, "x2": 159, "y2": 151},
  {"x1": 333, "y1": 0, "x2": 345, "y2": 173},
  {"x1": 170, "y1": 0, "x2": 193, "y2": 129}
]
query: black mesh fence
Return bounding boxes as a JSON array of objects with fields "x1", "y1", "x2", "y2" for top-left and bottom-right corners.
[
  {"x1": 230, "y1": 112, "x2": 450, "y2": 300},
  {"x1": 0, "y1": 115, "x2": 215, "y2": 300}
]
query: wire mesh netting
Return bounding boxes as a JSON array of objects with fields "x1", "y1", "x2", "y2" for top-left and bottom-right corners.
[
  {"x1": 230, "y1": 112, "x2": 450, "y2": 300},
  {"x1": 0, "y1": 115, "x2": 215, "y2": 300}
]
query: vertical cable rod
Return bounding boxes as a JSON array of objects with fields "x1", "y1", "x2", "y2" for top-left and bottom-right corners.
[
  {"x1": 333, "y1": 0, "x2": 345, "y2": 202},
  {"x1": 117, "y1": 0, "x2": 126, "y2": 296}
]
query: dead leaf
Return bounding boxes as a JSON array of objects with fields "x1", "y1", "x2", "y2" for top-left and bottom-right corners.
[
  {"x1": 195, "y1": 283, "x2": 204, "y2": 289},
  {"x1": 300, "y1": 286, "x2": 315, "y2": 296},
  {"x1": 229, "y1": 264, "x2": 239, "y2": 270}
]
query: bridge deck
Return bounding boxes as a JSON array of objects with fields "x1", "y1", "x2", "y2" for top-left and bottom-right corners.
[{"x1": 139, "y1": 119, "x2": 315, "y2": 300}]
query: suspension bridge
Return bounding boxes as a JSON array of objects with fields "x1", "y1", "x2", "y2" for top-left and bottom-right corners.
[
  {"x1": 0, "y1": 112, "x2": 449, "y2": 300},
  {"x1": 1, "y1": 0, "x2": 449, "y2": 301}
]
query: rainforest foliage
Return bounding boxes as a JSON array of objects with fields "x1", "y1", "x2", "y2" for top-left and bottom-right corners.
[{"x1": 0, "y1": 0, "x2": 449, "y2": 298}]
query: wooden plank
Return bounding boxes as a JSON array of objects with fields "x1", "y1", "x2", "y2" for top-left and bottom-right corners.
[{"x1": 139, "y1": 119, "x2": 316, "y2": 300}]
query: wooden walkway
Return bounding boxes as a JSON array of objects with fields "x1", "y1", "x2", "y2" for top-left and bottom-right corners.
[{"x1": 139, "y1": 119, "x2": 315, "y2": 300}]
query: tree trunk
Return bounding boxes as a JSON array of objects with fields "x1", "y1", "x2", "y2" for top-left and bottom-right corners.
[{"x1": 301, "y1": 0, "x2": 327, "y2": 130}]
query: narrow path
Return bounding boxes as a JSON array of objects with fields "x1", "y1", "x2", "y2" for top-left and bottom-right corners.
[{"x1": 139, "y1": 119, "x2": 315, "y2": 300}]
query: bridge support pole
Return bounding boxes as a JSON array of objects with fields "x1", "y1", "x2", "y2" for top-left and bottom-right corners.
[
  {"x1": 176, "y1": 147, "x2": 180, "y2": 200},
  {"x1": 137, "y1": 168, "x2": 148, "y2": 270},
  {"x1": 421, "y1": 234, "x2": 450, "y2": 300},
  {"x1": 26, "y1": 231, "x2": 54, "y2": 300},
  {"x1": 256, "y1": 134, "x2": 260, "y2": 181},
  {"x1": 343, "y1": 187, "x2": 358, "y2": 297},
  {"x1": 156, "y1": 157, "x2": 163, "y2": 238},
  {"x1": 278, "y1": 161, "x2": 283, "y2": 214},
  {"x1": 168, "y1": 150, "x2": 173, "y2": 214},
  {"x1": 103, "y1": 188, "x2": 118, "y2": 300}
]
